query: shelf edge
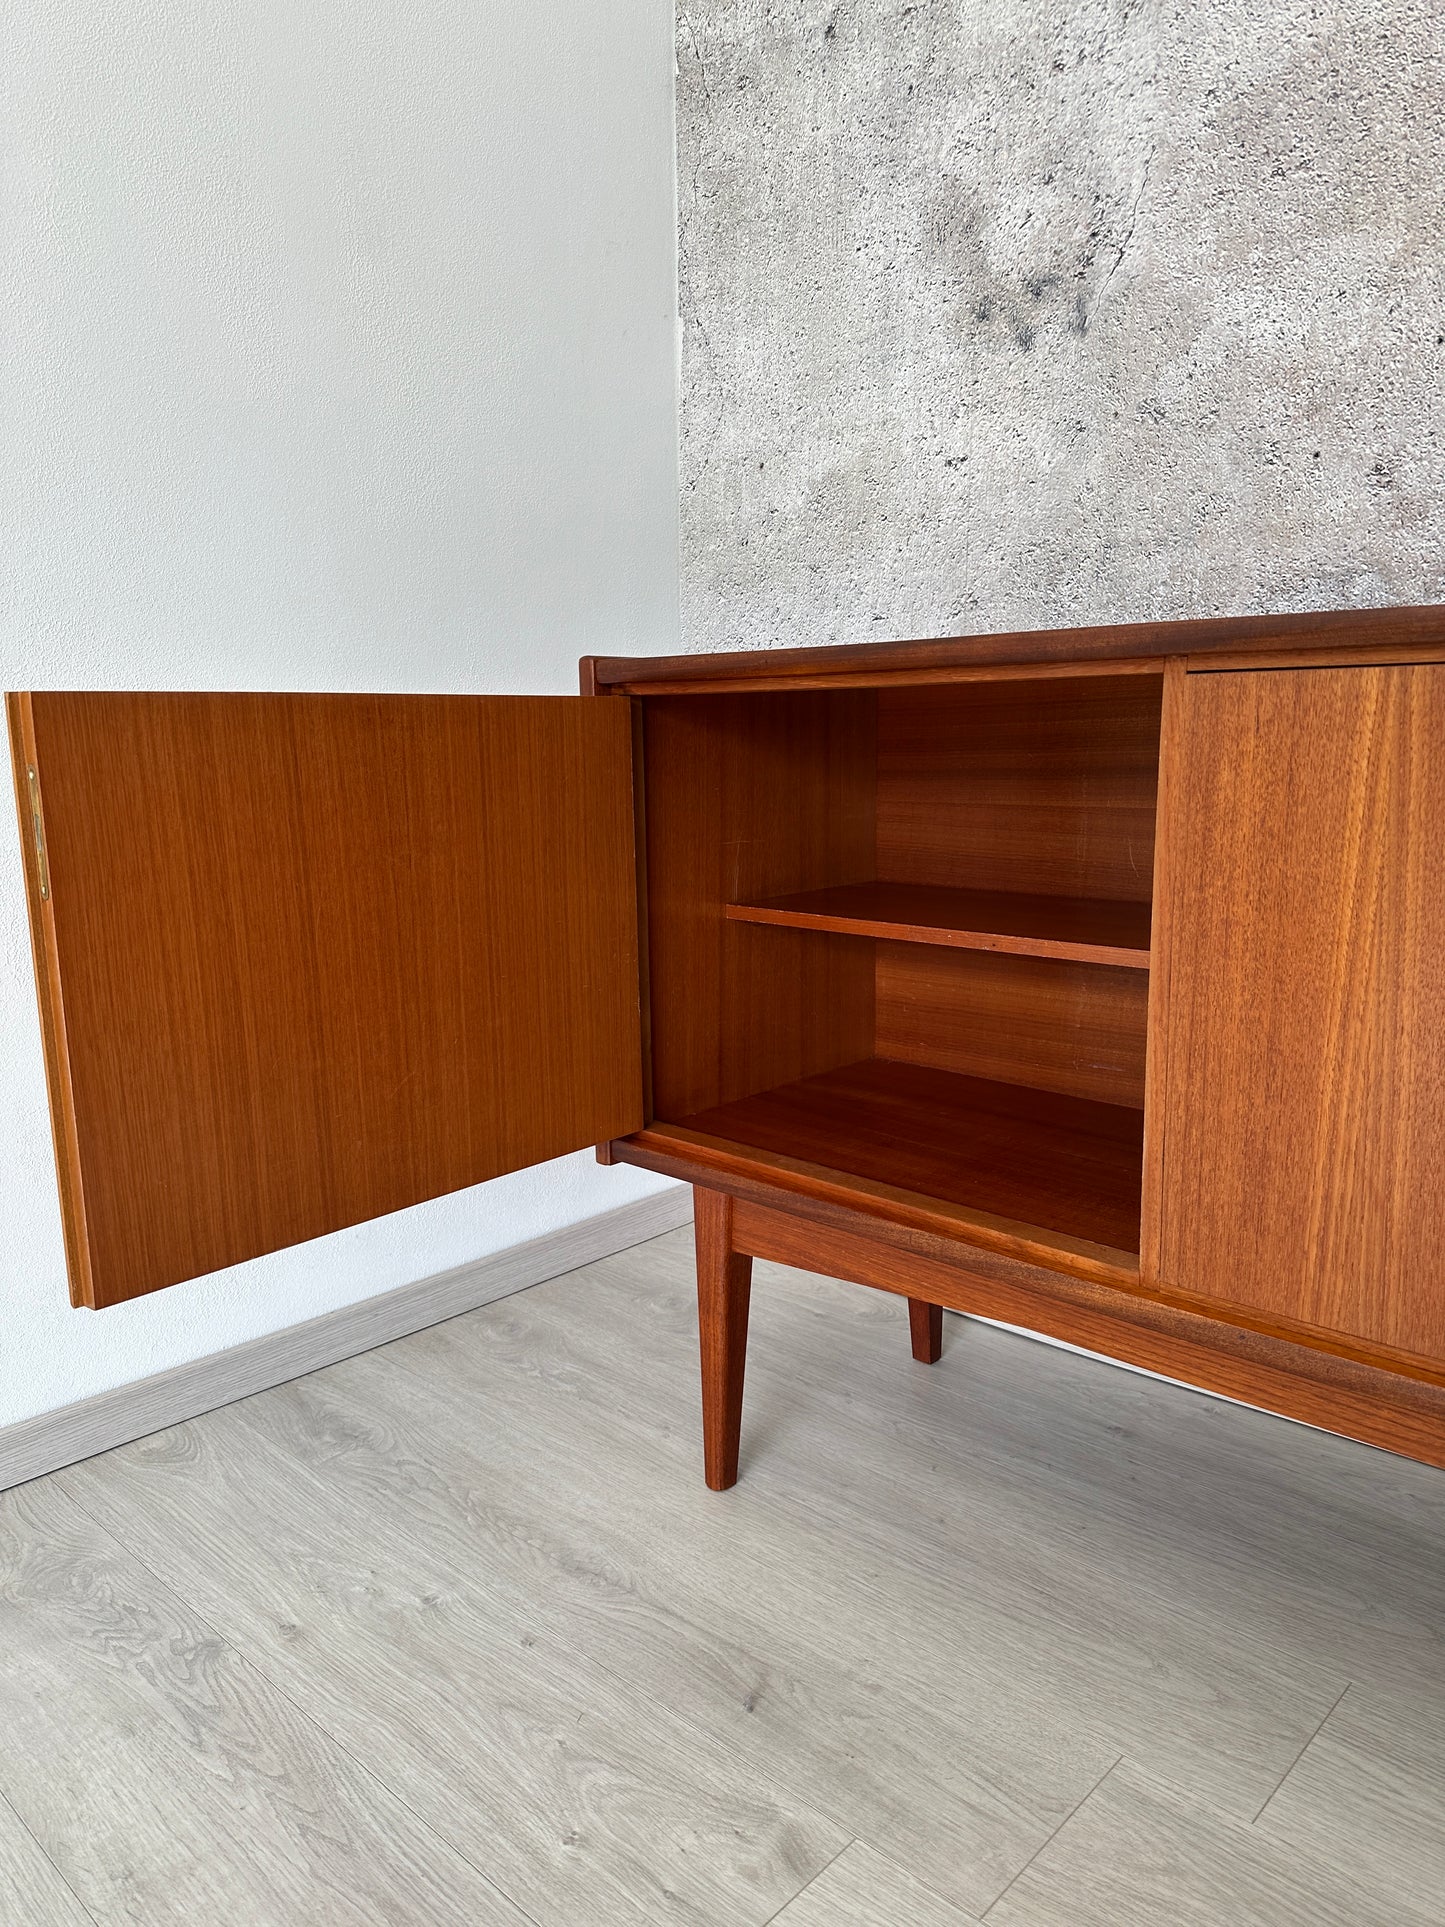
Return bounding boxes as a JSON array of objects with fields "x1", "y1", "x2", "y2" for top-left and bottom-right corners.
[{"x1": 724, "y1": 901, "x2": 1152, "y2": 969}]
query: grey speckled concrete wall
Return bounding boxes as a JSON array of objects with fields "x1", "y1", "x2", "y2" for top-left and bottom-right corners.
[{"x1": 677, "y1": 2, "x2": 1445, "y2": 650}]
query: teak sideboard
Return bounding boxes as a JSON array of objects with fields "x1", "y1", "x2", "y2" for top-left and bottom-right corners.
[{"x1": 10, "y1": 604, "x2": 1445, "y2": 1482}]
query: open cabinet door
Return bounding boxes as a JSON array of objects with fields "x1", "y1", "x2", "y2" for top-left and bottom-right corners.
[{"x1": 8, "y1": 692, "x2": 644, "y2": 1308}]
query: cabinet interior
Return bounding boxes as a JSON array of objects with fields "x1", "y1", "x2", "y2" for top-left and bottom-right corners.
[{"x1": 639, "y1": 672, "x2": 1163, "y2": 1259}]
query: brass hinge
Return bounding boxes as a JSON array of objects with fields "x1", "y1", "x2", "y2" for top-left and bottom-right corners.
[{"x1": 26, "y1": 765, "x2": 50, "y2": 901}]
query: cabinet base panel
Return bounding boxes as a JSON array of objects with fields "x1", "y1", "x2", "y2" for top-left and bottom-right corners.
[
  {"x1": 731, "y1": 1199, "x2": 1445, "y2": 1471},
  {"x1": 608, "y1": 1144, "x2": 1445, "y2": 1477}
]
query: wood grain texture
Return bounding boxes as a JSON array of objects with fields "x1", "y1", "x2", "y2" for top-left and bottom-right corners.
[
  {"x1": 588, "y1": 602, "x2": 1445, "y2": 690},
  {"x1": 597, "y1": 661, "x2": 1178, "y2": 698},
  {"x1": 730, "y1": 1201, "x2": 1445, "y2": 1470},
  {"x1": 1138, "y1": 657, "x2": 1188, "y2": 1284},
  {"x1": 1154, "y1": 666, "x2": 1445, "y2": 1365},
  {"x1": 710, "y1": 1176, "x2": 1445, "y2": 1396},
  {"x1": 1255, "y1": 1683, "x2": 1445, "y2": 1915},
  {"x1": 0, "y1": 1188, "x2": 692, "y2": 1493},
  {"x1": 6, "y1": 696, "x2": 89, "y2": 1307},
  {"x1": 56, "y1": 1404, "x2": 848, "y2": 1926},
  {"x1": 603, "y1": 660, "x2": 1169, "y2": 696},
  {"x1": 694, "y1": 1230, "x2": 1445, "y2": 1713},
  {"x1": 673, "y1": 1060, "x2": 1143, "y2": 1256},
  {"x1": 376, "y1": 1232, "x2": 1435, "y2": 1826},
  {"x1": 1186, "y1": 639, "x2": 1445, "y2": 673},
  {"x1": 876, "y1": 943, "x2": 1150, "y2": 1109},
  {"x1": 626, "y1": 691, "x2": 657, "y2": 1122},
  {"x1": 772, "y1": 1843, "x2": 981, "y2": 1926},
  {"x1": 987, "y1": 1761, "x2": 1430, "y2": 1927},
  {"x1": 615, "y1": 1124, "x2": 1141, "y2": 1288},
  {"x1": 600, "y1": 645, "x2": 1445, "y2": 697},
  {"x1": 9, "y1": 692, "x2": 643, "y2": 1307},
  {"x1": 0, "y1": 1793, "x2": 91, "y2": 1927},
  {"x1": 340, "y1": 1300, "x2": 1119, "y2": 1909},
  {"x1": 726, "y1": 881, "x2": 1152, "y2": 967},
  {"x1": 46, "y1": 1227, "x2": 1445, "y2": 1917},
  {"x1": 58, "y1": 1311, "x2": 1111, "y2": 1921},
  {"x1": 618, "y1": 1134, "x2": 1445, "y2": 1404},
  {"x1": 642, "y1": 691, "x2": 876, "y2": 1119},
  {"x1": 0, "y1": 1478, "x2": 533, "y2": 1926},
  {"x1": 909, "y1": 1297, "x2": 944, "y2": 1364},
  {"x1": 876, "y1": 676, "x2": 1162, "y2": 903},
  {"x1": 695, "y1": 1188, "x2": 753, "y2": 1490}
]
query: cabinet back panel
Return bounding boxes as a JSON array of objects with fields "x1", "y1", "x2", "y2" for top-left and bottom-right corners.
[
  {"x1": 10, "y1": 692, "x2": 644, "y2": 1308},
  {"x1": 877, "y1": 676, "x2": 1162, "y2": 901},
  {"x1": 876, "y1": 943, "x2": 1148, "y2": 1109},
  {"x1": 643, "y1": 692, "x2": 876, "y2": 1119}
]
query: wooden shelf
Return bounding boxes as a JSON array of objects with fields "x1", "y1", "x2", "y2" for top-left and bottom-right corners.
[
  {"x1": 670, "y1": 1058, "x2": 1144, "y2": 1258},
  {"x1": 725, "y1": 882, "x2": 1152, "y2": 968}
]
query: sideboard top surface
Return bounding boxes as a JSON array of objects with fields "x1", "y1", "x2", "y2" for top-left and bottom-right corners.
[{"x1": 585, "y1": 601, "x2": 1445, "y2": 692}]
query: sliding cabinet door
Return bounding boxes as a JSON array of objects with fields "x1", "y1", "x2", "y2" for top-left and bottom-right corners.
[
  {"x1": 1149, "y1": 664, "x2": 1445, "y2": 1367},
  {"x1": 9, "y1": 693, "x2": 643, "y2": 1308}
]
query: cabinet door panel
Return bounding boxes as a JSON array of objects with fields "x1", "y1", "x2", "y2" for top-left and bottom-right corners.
[
  {"x1": 9, "y1": 692, "x2": 643, "y2": 1308},
  {"x1": 1152, "y1": 665, "x2": 1445, "y2": 1364}
]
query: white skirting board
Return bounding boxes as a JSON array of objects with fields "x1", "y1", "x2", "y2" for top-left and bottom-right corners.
[{"x1": 0, "y1": 1187, "x2": 694, "y2": 1494}]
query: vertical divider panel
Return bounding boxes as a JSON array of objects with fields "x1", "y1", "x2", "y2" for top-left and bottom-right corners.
[
  {"x1": 643, "y1": 691, "x2": 877, "y2": 1120},
  {"x1": 1140, "y1": 657, "x2": 1189, "y2": 1284}
]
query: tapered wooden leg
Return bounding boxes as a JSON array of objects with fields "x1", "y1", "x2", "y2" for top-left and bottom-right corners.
[
  {"x1": 909, "y1": 1297, "x2": 943, "y2": 1364},
  {"x1": 694, "y1": 1187, "x2": 752, "y2": 1491}
]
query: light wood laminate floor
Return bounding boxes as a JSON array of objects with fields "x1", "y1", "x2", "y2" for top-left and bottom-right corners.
[{"x1": 2, "y1": 1226, "x2": 1442, "y2": 1924}]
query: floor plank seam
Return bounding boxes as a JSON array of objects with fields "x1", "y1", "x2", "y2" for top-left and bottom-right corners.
[
  {"x1": 757, "y1": 1838, "x2": 855, "y2": 1926},
  {"x1": 56, "y1": 1412, "x2": 853, "y2": 1927},
  {"x1": 1247, "y1": 1679, "x2": 1352, "y2": 1827},
  {"x1": 977, "y1": 1752, "x2": 1124, "y2": 1920},
  {"x1": 65, "y1": 1356, "x2": 870, "y2": 1927},
  {"x1": 53, "y1": 1471, "x2": 549, "y2": 1927},
  {"x1": 0, "y1": 1781, "x2": 102, "y2": 1927},
  {"x1": 165, "y1": 1364, "x2": 867, "y2": 1911},
  {"x1": 24, "y1": 1237, "x2": 1442, "y2": 1927}
]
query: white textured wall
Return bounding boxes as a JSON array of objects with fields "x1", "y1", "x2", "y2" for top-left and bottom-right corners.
[{"x1": 0, "y1": 2, "x2": 679, "y2": 1426}]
